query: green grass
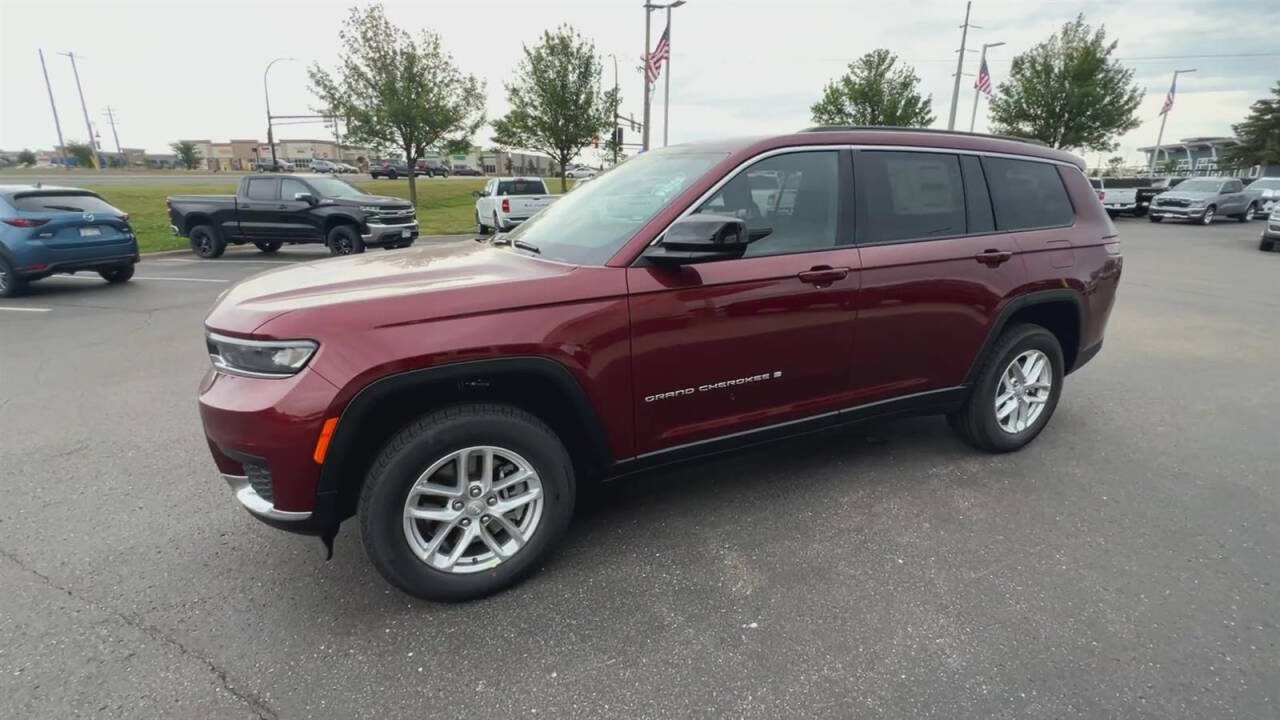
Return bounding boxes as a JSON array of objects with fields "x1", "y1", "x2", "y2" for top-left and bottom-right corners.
[{"x1": 80, "y1": 178, "x2": 492, "y2": 253}]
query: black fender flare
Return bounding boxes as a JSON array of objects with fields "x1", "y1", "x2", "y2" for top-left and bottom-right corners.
[
  {"x1": 310, "y1": 356, "x2": 612, "y2": 529},
  {"x1": 962, "y1": 289, "x2": 1086, "y2": 386}
]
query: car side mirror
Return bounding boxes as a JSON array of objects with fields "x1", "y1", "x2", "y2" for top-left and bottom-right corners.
[
  {"x1": 642, "y1": 214, "x2": 771, "y2": 265},
  {"x1": 472, "y1": 190, "x2": 482, "y2": 198},
  {"x1": 294, "y1": 192, "x2": 315, "y2": 204}
]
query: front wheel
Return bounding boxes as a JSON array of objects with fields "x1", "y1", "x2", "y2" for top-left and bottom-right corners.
[
  {"x1": 253, "y1": 241, "x2": 282, "y2": 254},
  {"x1": 948, "y1": 324, "x2": 1064, "y2": 453},
  {"x1": 1149, "y1": 214, "x2": 1163, "y2": 223},
  {"x1": 98, "y1": 264, "x2": 134, "y2": 283},
  {"x1": 359, "y1": 404, "x2": 576, "y2": 602},
  {"x1": 326, "y1": 225, "x2": 365, "y2": 256},
  {"x1": 1200, "y1": 205, "x2": 1216, "y2": 225},
  {"x1": 1261, "y1": 237, "x2": 1276, "y2": 252}
]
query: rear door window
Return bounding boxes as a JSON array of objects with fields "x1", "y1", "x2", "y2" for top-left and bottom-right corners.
[
  {"x1": 245, "y1": 178, "x2": 278, "y2": 200},
  {"x1": 858, "y1": 151, "x2": 966, "y2": 243},
  {"x1": 982, "y1": 157, "x2": 1074, "y2": 230},
  {"x1": 10, "y1": 193, "x2": 118, "y2": 213}
]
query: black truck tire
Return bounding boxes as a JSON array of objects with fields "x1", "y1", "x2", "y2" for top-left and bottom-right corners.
[
  {"x1": 327, "y1": 224, "x2": 365, "y2": 256},
  {"x1": 189, "y1": 225, "x2": 226, "y2": 259},
  {"x1": 253, "y1": 241, "x2": 282, "y2": 254}
]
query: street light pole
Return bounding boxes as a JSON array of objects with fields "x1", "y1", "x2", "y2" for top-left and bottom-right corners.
[
  {"x1": 947, "y1": 1, "x2": 975, "y2": 131},
  {"x1": 38, "y1": 50, "x2": 68, "y2": 171},
  {"x1": 608, "y1": 53, "x2": 619, "y2": 165},
  {"x1": 968, "y1": 41, "x2": 1004, "y2": 133},
  {"x1": 661, "y1": 1, "x2": 685, "y2": 147},
  {"x1": 264, "y1": 57, "x2": 296, "y2": 168},
  {"x1": 642, "y1": 5, "x2": 653, "y2": 151},
  {"x1": 1149, "y1": 68, "x2": 1196, "y2": 175},
  {"x1": 60, "y1": 51, "x2": 101, "y2": 170}
]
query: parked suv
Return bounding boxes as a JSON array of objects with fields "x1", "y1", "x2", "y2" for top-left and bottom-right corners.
[
  {"x1": 198, "y1": 128, "x2": 1122, "y2": 601},
  {"x1": 1, "y1": 185, "x2": 139, "y2": 297},
  {"x1": 1149, "y1": 176, "x2": 1258, "y2": 224}
]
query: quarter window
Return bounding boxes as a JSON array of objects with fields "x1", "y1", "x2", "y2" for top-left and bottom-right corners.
[
  {"x1": 859, "y1": 151, "x2": 966, "y2": 243},
  {"x1": 983, "y1": 157, "x2": 1074, "y2": 230},
  {"x1": 245, "y1": 178, "x2": 278, "y2": 201},
  {"x1": 694, "y1": 150, "x2": 840, "y2": 257}
]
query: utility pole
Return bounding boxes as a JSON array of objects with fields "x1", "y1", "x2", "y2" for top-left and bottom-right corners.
[
  {"x1": 968, "y1": 41, "x2": 1004, "y2": 133},
  {"x1": 608, "y1": 53, "x2": 620, "y2": 165},
  {"x1": 1149, "y1": 68, "x2": 1196, "y2": 175},
  {"x1": 38, "y1": 50, "x2": 69, "y2": 171},
  {"x1": 60, "y1": 51, "x2": 101, "y2": 169},
  {"x1": 642, "y1": 4, "x2": 653, "y2": 151},
  {"x1": 264, "y1": 57, "x2": 295, "y2": 168},
  {"x1": 947, "y1": 1, "x2": 976, "y2": 131},
  {"x1": 104, "y1": 106, "x2": 123, "y2": 154}
]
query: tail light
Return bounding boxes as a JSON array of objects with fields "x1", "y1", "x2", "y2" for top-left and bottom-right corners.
[
  {"x1": 1097, "y1": 190, "x2": 1105, "y2": 201},
  {"x1": 502, "y1": 197, "x2": 510, "y2": 213},
  {"x1": 2, "y1": 218, "x2": 49, "y2": 228},
  {"x1": 118, "y1": 213, "x2": 130, "y2": 222}
]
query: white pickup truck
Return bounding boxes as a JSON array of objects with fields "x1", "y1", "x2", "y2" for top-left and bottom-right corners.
[{"x1": 474, "y1": 177, "x2": 557, "y2": 233}]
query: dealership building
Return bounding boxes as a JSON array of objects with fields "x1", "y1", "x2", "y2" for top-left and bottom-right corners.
[{"x1": 1139, "y1": 136, "x2": 1280, "y2": 178}]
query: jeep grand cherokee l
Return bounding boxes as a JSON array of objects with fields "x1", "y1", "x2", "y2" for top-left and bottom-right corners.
[{"x1": 199, "y1": 127, "x2": 1122, "y2": 602}]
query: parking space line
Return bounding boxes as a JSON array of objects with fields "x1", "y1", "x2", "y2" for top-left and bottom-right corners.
[
  {"x1": 147, "y1": 258, "x2": 300, "y2": 265},
  {"x1": 57, "y1": 275, "x2": 229, "y2": 284},
  {"x1": 0, "y1": 306, "x2": 52, "y2": 313}
]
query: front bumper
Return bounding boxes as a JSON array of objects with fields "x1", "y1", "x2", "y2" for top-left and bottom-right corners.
[
  {"x1": 1150, "y1": 206, "x2": 1207, "y2": 220},
  {"x1": 223, "y1": 473, "x2": 312, "y2": 521},
  {"x1": 362, "y1": 221, "x2": 419, "y2": 245},
  {"x1": 1263, "y1": 220, "x2": 1280, "y2": 240}
]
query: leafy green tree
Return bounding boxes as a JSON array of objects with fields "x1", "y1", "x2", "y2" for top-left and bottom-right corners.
[
  {"x1": 309, "y1": 4, "x2": 485, "y2": 206},
  {"x1": 17, "y1": 149, "x2": 36, "y2": 167},
  {"x1": 169, "y1": 140, "x2": 201, "y2": 170},
  {"x1": 1105, "y1": 156, "x2": 1125, "y2": 176},
  {"x1": 1155, "y1": 158, "x2": 1177, "y2": 174},
  {"x1": 989, "y1": 14, "x2": 1141, "y2": 151},
  {"x1": 809, "y1": 49, "x2": 934, "y2": 128},
  {"x1": 1224, "y1": 81, "x2": 1280, "y2": 169},
  {"x1": 491, "y1": 25, "x2": 614, "y2": 191},
  {"x1": 65, "y1": 142, "x2": 95, "y2": 169}
]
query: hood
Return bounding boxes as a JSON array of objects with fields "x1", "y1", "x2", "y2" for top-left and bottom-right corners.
[
  {"x1": 333, "y1": 194, "x2": 408, "y2": 207},
  {"x1": 205, "y1": 238, "x2": 597, "y2": 335},
  {"x1": 1159, "y1": 189, "x2": 1217, "y2": 201}
]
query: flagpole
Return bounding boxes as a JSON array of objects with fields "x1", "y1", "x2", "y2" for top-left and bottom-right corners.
[
  {"x1": 642, "y1": 4, "x2": 653, "y2": 152},
  {"x1": 1148, "y1": 68, "x2": 1196, "y2": 175},
  {"x1": 969, "y1": 41, "x2": 1004, "y2": 133},
  {"x1": 663, "y1": 5, "x2": 672, "y2": 147}
]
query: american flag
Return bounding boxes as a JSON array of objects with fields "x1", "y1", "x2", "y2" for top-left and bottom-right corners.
[
  {"x1": 1160, "y1": 76, "x2": 1177, "y2": 115},
  {"x1": 645, "y1": 26, "x2": 670, "y2": 84},
  {"x1": 974, "y1": 57, "x2": 992, "y2": 96}
]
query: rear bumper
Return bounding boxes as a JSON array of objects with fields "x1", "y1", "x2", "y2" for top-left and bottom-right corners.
[
  {"x1": 1104, "y1": 203, "x2": 1137, "y2": 213},
  {"x1": 15, "y1": 249, "x2": 138, "y2": 277}
]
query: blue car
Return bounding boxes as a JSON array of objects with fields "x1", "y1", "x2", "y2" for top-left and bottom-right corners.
[{"x1": 0, "y1": 185, "x2": 139, "y2": 297}]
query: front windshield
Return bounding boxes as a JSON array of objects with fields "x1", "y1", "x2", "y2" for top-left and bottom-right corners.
[
  {"x1": 506, "y1": 150, "x2": 726, "y2": 265},
  {"x1": 307, "y1": 176, "x2": 368, "y2": 198},
  {"x1": 1175, "y1": 179, "x2": 1222, "y2": 193}
]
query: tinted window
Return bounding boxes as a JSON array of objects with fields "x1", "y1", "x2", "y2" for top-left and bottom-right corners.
[
  {"x1": 305, "y1": 176, "x2": 366, "y2": 198},
  {"x1": 497, "y1": 180, "x2": 545, "y2": 195},
  {"x1": 1250, "y1": 178, "x2": 1280, "y2": 190},
  {"x1": 1089, "y1": 178, "x2": 1102, "y2": 189},
  {"x1": 694, "y1": 151, "x2": 839, "y2": 257},
  {"x1": 281, "y1": 178, "x2": 310, "y2": 200},
  {"x1": 860, "y1": 151, "x2": 965, "y2": 243},
  {"x1": 1225, "y1": 180, "x2": 1243, "y2": 192},
  {"x1": 961, "y1": 155, "x2": 995, "y2": 234},
  {"x1": 1107, "y1": 178, "x2": 1150, "y2": 189},
  {"x1": 983, "y1": 157, "x2": 1074, "y2": 230},
  {"x1": 9, "y1": 192, "x2": 118, "y2": 214},
  {"x1": 245, "y1": 178, "x2": 278, "y2": 200}
]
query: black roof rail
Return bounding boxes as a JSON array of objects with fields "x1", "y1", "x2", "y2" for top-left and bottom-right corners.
[{"x1": 799, "y1": 125, "x2": 1049, "y2": 148}]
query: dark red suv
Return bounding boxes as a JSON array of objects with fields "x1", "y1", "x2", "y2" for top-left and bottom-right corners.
[{"x1": 199, "y1": 127, "x2": 1121, "y2": 601}]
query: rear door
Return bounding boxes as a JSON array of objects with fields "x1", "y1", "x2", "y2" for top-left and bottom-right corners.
[
  {"x1": 849, "y1": 150, "x2": 1028, "y2": 401},
  {"x1": 1222, "y1": 179, "x2": 1246, "y2": 213},
  {"x1": 8, "y1": 191, "x2": 133, "y2": 252},
  {"x1": 237, "y1": 177, "x2": 282, "y2": 240},
  {"x1": 627, "y1": 149, "x2": 862, "y2": 453}
]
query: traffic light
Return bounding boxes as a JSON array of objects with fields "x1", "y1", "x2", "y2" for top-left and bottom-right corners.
[{"x1": 614, "y1": 126, "x2": 624, "y2": 146}]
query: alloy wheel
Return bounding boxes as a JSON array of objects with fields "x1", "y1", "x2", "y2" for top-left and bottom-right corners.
[
  {"x1": 1244, "y1": 205, "x2": 1255, "y2": 221},
  {"x1": 402, "y1": 445, "x2": 544, "y2": 574},
  {"x1": 1202, "y1": 206, "x2": 1215, "y2": 225},
  {"x1": 0, "y1": 264, "x2": 9, "y2": 294},
  {"x1": 994, "y1": 349, "x2": 1052, "y2": 434}
]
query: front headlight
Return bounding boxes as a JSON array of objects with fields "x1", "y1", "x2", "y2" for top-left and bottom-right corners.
[{"x1": 206, "y1": 332, "x2": 317, "y2": 378}]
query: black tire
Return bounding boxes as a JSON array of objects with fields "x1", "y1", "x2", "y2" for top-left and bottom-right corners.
[
  {"x1": 326, "y1": 224, "x2": 365, "y2": 256},
  {"x1": 1261, "y1": 238, "x2": 1276, "y2": 252},
  {"x1": 948, "y1": 323, "x2": 1065, "y2": 453},
  {"x1": 493, "y1": 212, "x2": 504, "y2": 233},
  {"x1": 359, "y1": 403, "x2": 576, "y2": 602},
  {"x1": 0, "y1": 255, "x2": 25, "y2": 298},
  {"x1": 1148, "y1": 214, "x2": 1162, "y2": 223},
  {"x1": 1239, "y1": 203, "x2": 1257, "y2": 222},
  {"x1": 188, "y1": 224, "x2": 226, "y2": 259},
  {"x1": 253, "y1": 241, "x2": 282, "y2": 254},
  {"x1": 476, "y1": 210, "x2": 490, "y2": 235},
  {"x1": 97, "y1": 264, "x2": 135, "y2": 283},
  {"x1": 387, "y1": 169, "x2": 398, "y2": 180}
]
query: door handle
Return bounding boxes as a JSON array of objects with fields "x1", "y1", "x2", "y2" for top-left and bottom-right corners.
[
  {"x1": 975, "y1": 249, "x2": 1013, "y2": 267},
  {"x1": 797, "y1": 266, "x2": 850, "y2": 286}
]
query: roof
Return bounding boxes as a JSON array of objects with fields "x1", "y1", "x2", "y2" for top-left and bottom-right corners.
[{"x1": 1138, "y1": 136, "x2": 1239, "y2": 151}]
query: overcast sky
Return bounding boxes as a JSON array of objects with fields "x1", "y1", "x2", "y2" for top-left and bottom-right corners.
[{"x1": 1, "y1": 0, "x2": 1275, "y2": 167}]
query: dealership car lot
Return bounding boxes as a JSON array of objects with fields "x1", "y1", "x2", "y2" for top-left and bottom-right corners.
[{"x1": 2, "y1": 219, "x2": 1279, "y2": 718}]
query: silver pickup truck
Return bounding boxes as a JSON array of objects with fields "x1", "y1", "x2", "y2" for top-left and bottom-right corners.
[
  {"x1": 1149, "y1": 176, "x2": 1258, "y2": 225},
  {"x1": 1244, "y1": 176, "x2": 1280, "y2": 215}
]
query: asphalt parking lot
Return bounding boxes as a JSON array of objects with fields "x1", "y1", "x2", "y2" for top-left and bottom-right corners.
[{"x1": 2, "y1": 219, "x2": 1278, "y2": 719}]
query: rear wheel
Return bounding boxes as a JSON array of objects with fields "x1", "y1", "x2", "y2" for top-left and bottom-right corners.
[
  {"x1": 253, "y1": 240, "x2": 282, "y2": 254},
  {"x1": 359, "y1": 403, "x2": 575, "y2": 602},
  {"x1": 0, "y1": 256, "x2": 26, "y2": 298},
  {"x1": 326, "y1": 224, "x2": 365, "y2": 256},
  {"x1": 949, "y1": 323, "x2": 1064, "y2": 453},
  {"x1": 98, "y1": 264, "x2": 134, "y2": 283},
  {"x1": 476, "y1": 210, "x2": 490, "y2": 235},
  {"x1": 188, "y1": 224, "x2": 226, "y2": 259},
  {"x1": 1239, "y1": 203, "x2": 1257, "y2": 222}
]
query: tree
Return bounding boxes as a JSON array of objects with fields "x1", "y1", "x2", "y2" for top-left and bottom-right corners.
[
  {"x1": 1105, "y1": 156, "x2": 1125, "y2": 176},
  {"x1": 170, "y1": 140, "x2": 201, "y2": 170},
  {"x1": 1155, "y1": 157, "x2": 1177, "y2": 175},
  {"x1": 989, "y1": 15, "x2": 1142, "y2": 151},
  {"x1": 1224, "y1": 81, "x2": 1280, "y2": 170},
  {"x1": 309, "y1": 4, "x2": 485, "y2": 206},
  {"x1": 809, "y1": 49, "x2": 934, "y2": 128},
  {"x1": 491, "y1": 25, "x2": 614, "y2": 192},
  {"x1": 65, "y1": 141, "x2": 95, "y2": 169},
  {"x1": 17, "y1": 149, "x2": 36, "y2": 167}
]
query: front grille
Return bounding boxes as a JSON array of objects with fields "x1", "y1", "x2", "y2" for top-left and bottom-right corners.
[
  {"x1": 243, "y1": 460, "x2": 273, "y2": 503},
  {"x1": 1157, "y1": 198, "x2": 1190, "y2": 208},
  {"x1": 370, "y1": 208, "x2": 416, "y2": 225}
]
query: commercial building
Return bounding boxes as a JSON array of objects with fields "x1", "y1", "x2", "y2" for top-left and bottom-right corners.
[{"x1": 1139, "y1": 136, "x2": 1280, "y2": 178}]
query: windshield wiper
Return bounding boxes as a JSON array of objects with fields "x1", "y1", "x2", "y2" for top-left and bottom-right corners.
[{"x1": 512, "y1": 239, "x2": 541, "y2": 254}]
